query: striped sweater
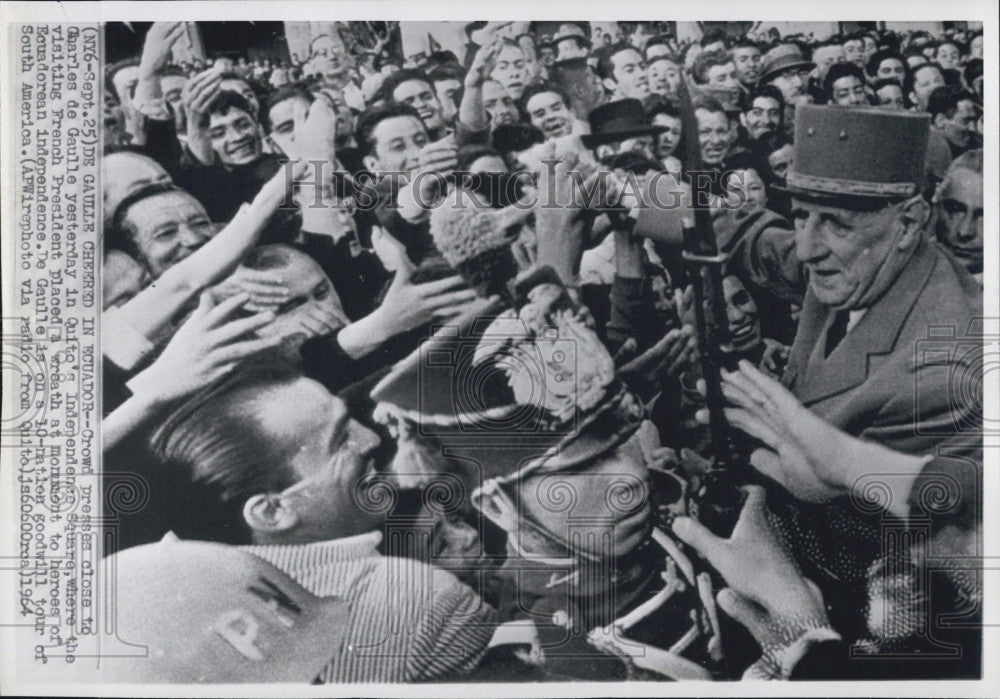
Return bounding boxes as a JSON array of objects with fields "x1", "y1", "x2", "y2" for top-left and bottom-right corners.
[{"x1": 243, "y1": 531, "x2": 498, "y2": 682}]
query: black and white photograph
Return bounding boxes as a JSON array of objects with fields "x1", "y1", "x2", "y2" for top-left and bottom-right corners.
[{"x1": 0, "y1": 3, "x2": 995, "y2": 694}]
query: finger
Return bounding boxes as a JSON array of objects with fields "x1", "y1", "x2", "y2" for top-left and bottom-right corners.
[
  {"x1": 211, "y1": 311, "x2": 277, "y2": 343},
  {"x1": 202, "y1": 292, "x2": 251, "y2": 328},
  {"x1": 716, "y1": 588, "x2": 768, "y2": 636},
  {"x1": 417, "y1": 274, "x2": 469, "y2": 294},
  {"x1": 733, "y1": 484, "x2": 769, "y2": 532},
  {"x1": 749, "y1": 448, "x2": 792, "y2": 488},
  {"x1": 511, "y1": 242, "x2": 531, "y2": 270},
  {"x1": 723, "y1": 406, "x2": 783, "y2": 447},
  {"x1": 213, "y1": 334, "x2": 285, "y2": 363},
  {"x1": 671, "y1": 515, "x2": 727, "y2": 568},
  {"x1": 426, "y1": 288, "x2": 479, "y2": 309},
  {"x1": 191, "y1": 289, "x2": 215, "y2": 319}
]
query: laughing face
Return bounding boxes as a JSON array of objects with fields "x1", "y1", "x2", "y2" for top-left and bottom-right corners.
[
  {"x1": 208, "y1": 105, "x2": 262, "y2": 167},
  {"x1": 722, "y1": 275, "x2": 762, "y2": 352}
]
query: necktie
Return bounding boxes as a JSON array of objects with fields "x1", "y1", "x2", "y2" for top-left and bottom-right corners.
[{"x1": 824, "y1": 310, "x2": 849, "y2": 358}]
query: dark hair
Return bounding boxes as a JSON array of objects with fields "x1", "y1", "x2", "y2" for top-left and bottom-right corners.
[
  {"x1": 380, "y1": 68, "x2": 434, "y2": 103},
  {"x1": 700, "y1": 28, "x2": 729, "y2": 49},
  {"x1": 731, "y1": 37, "x2": 761, "y2": 52},
  {"x1": 645, "y1": 95, "x2": 680, "y2": 120},
  {"x1": 719, "y1": 149, "x2": 766, "y2": 191},
  {"x1": 927, "y1": 85, "x2": 977, "y2": 118},
  {"x1": 261, "y1": 85, "x2": 314, "y2": 132},
  {"x1": 741, "y1": 83, "x2": 786, "y2": 119},
  {"x1": 596, "y1": 42, "x2": 641, "y2": 81},
  {"x1": 751, "y1": 129, "x2": 793, "y2": 183},
  {"x1": 963, "y1": 58, "x2": 983, "y2": 88},
  {"x1": 427, "y1": 63, "x2": 465, "y2": 84},
  {"x1": 904, "y1": 62, "x2": 942, "y2": 96},
  {"x1": 517, "y1": 82, "x2": 571, "y2": 119},
  {"x1": 865, "y1": 49, "x2": 907, "y2": 81},
  {"x1": 690, "y1": 48, "x2": 734, "y2": 85},
  {"x1": 692, "y1": 94, "x2": 727, "y2": 118},
  {"x1": 150, "y1": 356, "x2": 304, "y2": 545},
  {"x1": 871, "y1": 77, "x2": 910, "y2": 108},
  {"x1": 204, "y1": 90, "x2": 257, "y2": 122},
  {"x1": 354, "y1": 102, "x2": 424, "y2": 157},
  {"x1": 823, "y1": 62, "x2": 866, "y2": 101}
]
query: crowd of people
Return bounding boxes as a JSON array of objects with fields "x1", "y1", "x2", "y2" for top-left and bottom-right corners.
[{"x1": 99, "y1": 20, "x2": 983, "y2": 683}]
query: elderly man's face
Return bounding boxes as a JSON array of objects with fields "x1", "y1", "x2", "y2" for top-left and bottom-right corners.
[
  {"x1": 732, "y1": 45, "x2": 763, "y2": 85},
  {"x1": 811, "y1": 45, "x2": 845, "y2": 81},
  {"x1": 393, "y1": 78, "x2": 445, "y2": 132},
  {"x1": 491, "y1": 44, "x2": 529, "y2": 100},
  {"x1": 482, "y1": 80, "x2": 519, "y2": 130},
  {"x1": 911, "y1": 64, "x2": 944, "y2": 110},
  {"x1": 310, "y1": 35, "x2": 351, "y2": 84},
  {"x1": 937, "y1": 99, "x2": 978, "y2": 149},
  {"x1": 875, "y1": 83, "x2": 905, "y2": 110},
  {"x1": 935, "y1": 167, "x2": 983, "y2": 276},
  {"x1": 609, "y1": 48, "x2": 649, "y2": 99},
  {"x1": 525, "y1": 91, "x2": 573, "y2": 140},
  {"x1": 741, "y1": 95, "x2": 781, "y2": 139},
  {"x1": 124, "y1": 190, "x2": 214, "y2": 278},
  {"x1": 208, "y1": 105, "x2": 262, "y2": 167},
  {"x1": 367, "y1": 114, "x2": 429, "y2": 174},
  {"x1": 831, "y1": 75, "x2": 868, "y2": 107},
  {"x1": 648, "y1": 58, "x2": 681, "y2": 97},
  {"x1": 695, "y1": 108, "x2": 730, "y2": 166},
  {"x1": 791, "y1": 198, "x2": 900, "y2": 308},
  {"x1": 875, "y1": 57, "x2": 905, "y2": 83}
]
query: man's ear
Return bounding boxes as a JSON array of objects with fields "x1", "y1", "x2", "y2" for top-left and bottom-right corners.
[
  {"x1": 243, "y1": 493, "x2": 299, "y2": 537},
  {"x1": 602, "y1": 77, "x2": 617, "y2": 93},
  {"x1": 894, "y1": 194, "x2": 931, "y2": 250},
  {"x1": 932, "y1": 112, "x2": 947, "y2": 130},
  {"x1": 362, "y1": 154, "x2": 380, "y2": 173}
]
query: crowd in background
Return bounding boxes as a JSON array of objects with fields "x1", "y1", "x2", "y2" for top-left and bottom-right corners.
[{"x1": 98, "y1": 20, "x2": 983, "y2": 683}]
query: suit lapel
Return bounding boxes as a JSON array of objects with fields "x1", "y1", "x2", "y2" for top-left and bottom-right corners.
[{"x1": 792, "y1": 242, "x2": 937, "y2": 406}]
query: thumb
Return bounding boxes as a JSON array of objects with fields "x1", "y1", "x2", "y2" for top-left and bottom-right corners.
[{"x1": 716, "y1": 588, "x2": 768, "y2": 636}]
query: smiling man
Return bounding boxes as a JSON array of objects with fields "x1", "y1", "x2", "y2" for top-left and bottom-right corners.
[
  {"x1": 597, "y1": 43, "x2": 650, "y2": 100},
  {"x1": 520, "y1": 83, "x2": 576, "y2": 141},
  {"x1": 383, "y1": 68, "x2": 449, "y2": 139},
  {"x1": 150, "y1": 357, "x2": 497, "y2": 682}
]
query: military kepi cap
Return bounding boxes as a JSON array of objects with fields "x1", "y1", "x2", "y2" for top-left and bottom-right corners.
[{"x1": 787, "y1": 104, "x2": 930, "y2": 201}]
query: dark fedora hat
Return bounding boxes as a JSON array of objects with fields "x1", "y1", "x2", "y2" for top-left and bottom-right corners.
[
  {"x1": 581, "y1": 98, "x2": 668, "y2": 148},
  {"x1": 759, "y1": 43, "x2": 815, "y2": 84},
  {"x1": 782, "y1": 104, "x2": 930, "y2": 203}
]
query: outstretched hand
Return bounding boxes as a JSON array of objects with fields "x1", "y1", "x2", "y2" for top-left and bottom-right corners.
[{"x1": 127, "y1": 293, "x2": 281, "y2": 404}]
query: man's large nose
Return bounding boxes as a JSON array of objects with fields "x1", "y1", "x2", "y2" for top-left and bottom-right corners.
[
  {"x1": 795, "y1": 214, "x2": 828, "y2": 262},
  {"x1": 178, "y1": 224, "x2": 205, "y2": 247}
]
